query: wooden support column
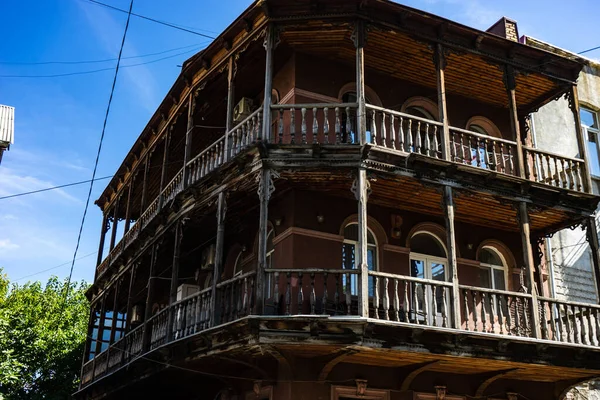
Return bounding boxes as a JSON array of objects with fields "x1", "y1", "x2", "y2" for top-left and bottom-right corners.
[
  {"x1": 158, "y1": 128, "x2": 171, "y2": 209},
  {"x1": 167, "y1": 221, "x2": 183, "y2": 340},
  {"x1": 183, "y1": 93, "x2": 194, "y2": 187},
  {"x1": 225, "y1": 56, "x2": 235, "y2": 161},
  {"x1": 586, "y1": 216, "x2": 600, "y2": 303},
  {"x1": 94, "y1": 294, "x2": 108, "y2": 357},
  {"x1": 353, "y1": 167, "x2": 370, "y2": 317},
  {"x1": 96, "y1": 213, "x2": 109, "y2": 267},
  {"x1": 125, "y1": 263, "x2": 137, "y2": 332},
  {"x1": 518, "y1": 202, "x2": 541, "y2": 338},
  {"x1": 435, "y1": 44, "x2": 450, "y2": 160},
  {"x1": 505, "y1": 66, "x2": 526, "y2": 178},
  {"x1": 570, "y1": 84, "x2": 594, "y2": 193},
  {"x1": 210, "y1": 192, "x2": 227, "y2": 325},
  {"x1": 443, "y1": 186, "x2": 461, "y2": 328},
  {"x1": 140, "y1": 154, "x2": 150, "y2": 210},
  {"x1": 108, "y1": 198, "x2": 120, "y2": 251},
  {"x1": 109, "y1": 280, "x2": 120, "y2": 345},
  {"x1": 353, "y1": 20, "x2": 367, "y2": 145},
  {"x1": 142, "y1": 244, "x2": 159, "y2": 350},
  {"x1": 256, "y1": 167, "x2": 276, "y2": 314},
  {"x1": 262, "y1": 24, "x2": 278, "y2": 142},
  {"x1": 123, "y1": 179, "x2": 133, "y2": 233}
]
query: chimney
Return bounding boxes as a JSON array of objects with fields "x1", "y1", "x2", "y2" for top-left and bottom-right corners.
[{"x1": 486, "y1": 17, "x2": 519, "y2": 42}]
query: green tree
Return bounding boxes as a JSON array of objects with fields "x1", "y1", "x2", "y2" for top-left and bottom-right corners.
[{"x1": 0, "y1": 270, "x2": 89, "y2": 399}]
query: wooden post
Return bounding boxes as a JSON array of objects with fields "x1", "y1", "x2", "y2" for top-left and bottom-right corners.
[
  {"x1": 125, "y1": 263, "x2": 137, "y2": 332},
  {"x1": 96, "y1": 213, "x2": 109, "y2": 267},
  {"x1": 142, "y1": 244, "x2": 159, "y2": 350},
  {"x1": 435, "y1": 44, "x2": 450, "y2": 160},
  {"x1": 570, "y1": 84, "x2": 594, "y2": 193},
  {"x1": 353, "y1": 168, "x2": 370, "y2": 317},
  {"x1": 443, "y1": 186, "x2": 461, "y2": 329},
  {"x1": 256, "y1": 168, "x2": 275, "y2": 314},
  {"x1": 225, "y1": 56, "x2": 235, "y2": 161},
  {"x1": 262, "y1": 24, "x2": 278, "y2": 142},
  {"x1": 108, "y1": 198, "x2": 119, "y2": 251},
  {"x1": 109, "y1": 281, "x2": 120, "y2": 345},
  {"x1": 586, "y1": 216, "x2": 600, "y2": 303},
  {"x1": 211, "y1": 192, "x2": 227, "y2": 325},
  {"x1": 505, "y1": 66, "x2": 526, "y2": 178},
  {"x1": 158, "y1": 128, "x2": 171, "y2": 209},
  {"x1": 123, "y1": 179, "x2": 133, "y2": 233},
  {"x1": 353, "y1": 20, "x2": 367, "y2": 145},
  {"x1": 518, "y1": 202, "x2": 541, "y2": 338},
  {"x1": 183, "y1": 93, "x2": 194, "y2": 187},
  {"x1": 91, "y1": 293, "x2": 107, "y2": 379},
  {"x1": 167, "y1": 222, "x2": 183, "y2": 340},
  {"x1": 140, "y1": 155, "x2": 150, "y2": 210}
]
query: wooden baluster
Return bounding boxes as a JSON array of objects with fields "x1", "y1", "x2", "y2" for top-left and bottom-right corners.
[
  {"x1": 273, "y1": 272, "x2": 279, "y2": 315},
  {"x1": 573, "y1": 305, "x2": 581, "y2": 344},
  {"x1": 278, "y1": 109, "x2": 284, "y2": 144},
  {"x1": 474, "y1": 137, "x2": 482, "y2": 167},
  {"x1": 432, "y1": 126, "x2": 439, "y2": 158},
  {"x1": 481, "y1": 291, "x2": 488, "y2": 332},
  {"x1": 504, "y1": 296, "x2": 512, "y2": 335},
  {"x1": 560, "y1": 159, "x2": 568, "y2": 188},
  {"x1": 242, "y1": 277, "x2": 249, "y2": 317},
  {"x1": 431, "y1": 284, "x2": 438, "y2": 327},
  {"x1": 562, "y1": 303, "x2": 570, "y2": 342},
  {"x1": 497, "y1": 294, "x2": 505, "y2": 334},
  {"x1": 390, "y1": 114, "x2": 396, "y2": 150},
  {"x1": 300, "y1": 108, "x2": 307, "y2": 144},
  {"x1": 415, "y1": 121, "x2": 422, "y2": 154},
  {"x1": 594, "y1": 308, "x2": 600, "y2": 346},
  {"x1": 463, "y1": 289, "x2": 471, "y2": 331},
  {"x1": 513, "y1": 296, "x2": 522, "y2": 336},
  {"x1": 322, "y1": 272, "x2": 329, "y2": 315},
  {"x1": 323, "y1": 107, "x2": 330, "y2": 144},
  {"x1": 567, "y1": 160, "x2": 575, "y2": 190},
  {"x1": 552, "y1": 156, "x2": 560, "y2": 186},
  {"x1": 523, "y1": 149, "x2": 531, "y2": 179},
  {"x1": 423, "y1": 283, "x2": 430, "y2": 325},
  {"x1": 576, "y1": 162, "x2": 583, "y2": 192},
  {"x1": 491, "y1": 141, "x2": 498, "y2": 171},
  {"x1": 381, "y1": 113, "x2": 387, "y2": 147},
  {"x1": 413, "y1": 282, "x2": 420, "y2": 324},
  {"x1": 484, "y1": 139, "x2": 491, "y2": 170},
  {"x1": 335, "y1": 107, "x2": 341, "y2": 144},
  {"x1": 407, "y1": 119, "x2": 413, "y2": 152},
  {"x1": 450, "y1": 131, "x2": 456, "y2": 161},
  {"x1": 403, "y1": 281, "x2": 410, "y2": 322},
  {"x1": 345, "y1": 272, "x2": 352, "y2": 315},
  {"x1": 345, "y1": 106, "x2": 353, "y2": 144},
  {"x1": 424, "y1": 123, "x2": 431, "y2": 156},
  {"x1": 297, "y1": 272, "x2": 304, "y2": 315},
  {"x1": 583, "y1": 307, "x2": 592, "y2": 346},
  {"x1": 544, "y1": 154, "x2": 552, "y2": 185},
  {"x1": 394, "y1": 279, "x2": 400, "y2": 322},
  {"x1": 442, "y1": 286, "x2": 448, "y2": 328},
  {"x1": 312, "y1": 108, "x2": 319, "y2": 144},
  {"x1": 522, "y1": 297, "x2": 531, "y2": 337},
  {"x1": 371, "y1": 110, "x2": 377, "y2": 145},
  {"x1": 310, "y1": 273, "x2": 316, "y2": 315},
  {"x1": 383, "y1": 277, "x2": 390, "y2": 321},
  {"x1": 290, "y1": 108, "x2": 296, "y2": 144},
  {"x1": 508, "y1": 145, "x2": 515, "y2": 174},
  {"x1": 538, "y1": 152, "x2": 545, "y2": 183},
  {"x1": 257, "y1": 110, "x2": 263, "y2": 142},
  {"x1": 540, "y1": 300, "x2": 549, "y2": 340},
  {"x1": 490, "y1": 293, "x2": 497, "y2": 333},
  {"x1": 472, "y1": 290, "x2": 479, "y2": 332},
  {"x1": 398, "y1": 117, "x2": 405, "y2": 151},
  {"x1": 334, "y1": 273, "x2": 340, "y2": 315},
  {"x1": 285, "y1": 272, "x2": 291, "y2": 315},
  {"x1": 373, "y1": 276, "x2": 380, "y2": 319}
]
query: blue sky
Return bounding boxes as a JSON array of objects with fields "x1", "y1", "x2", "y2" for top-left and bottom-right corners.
[{"x1": 0, "y1": 0, "x2": 598, "y2": 285}]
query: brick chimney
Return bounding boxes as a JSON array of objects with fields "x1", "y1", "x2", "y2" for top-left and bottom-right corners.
[{"x1": 486, "y1": 17, "x2": 519, "y2": 42}]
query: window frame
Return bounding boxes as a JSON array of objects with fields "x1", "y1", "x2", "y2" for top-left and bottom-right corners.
[
  {"x1": 342, "y1": 223, "x2": 378, "y2": 297},
  {"x1": 581, "y1": 106, "x2": 600, "y2": 179},
  {"x1": 478, "y1": 247, "x2": 508, "y2": 291}
]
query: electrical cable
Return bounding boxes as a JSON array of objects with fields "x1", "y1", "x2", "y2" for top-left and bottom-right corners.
[
  {"x1": 0, "y1": 42, "x2": 208, "y2": 66},
  {"x1": 0, "y1": 46, "x2": 201, "y2": 78},
  {"x1": 0, "y1": 176, "x2": 113, "y2": 200},
  {"x1": 81, "y1": 0, "x2": 216, "y2": 40},
  {"x1": 63, "y1": 0, "x2": 135, "y2": 305},
  {"x1": 13, "y1": 251, "x2": 98, "y2": 282}
]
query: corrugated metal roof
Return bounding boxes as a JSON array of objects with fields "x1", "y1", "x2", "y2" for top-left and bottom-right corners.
[{"x1": 0, "y1": 104, "x2": 15, "y2": 146}]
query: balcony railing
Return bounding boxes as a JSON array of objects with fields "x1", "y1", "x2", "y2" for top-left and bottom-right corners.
[{"x1": 96, "y1": 102, "x2": 591, "y2": 279}]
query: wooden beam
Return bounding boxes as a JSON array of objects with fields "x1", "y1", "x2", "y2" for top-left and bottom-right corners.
[
  {"x1": 125, "y1": 263, "x2": 137, "y2": 333},
  {"x1": 142, "y1": 244, "x2": 159, "y2": 351},
  {"x1": 96, "y1": 213, "x2": 109, "y2": 268},
  {"x1": 256, "y1": 167, "x2": 275, "y2": 314},
  {"x1": 443, "y1": 186, "x2": 461, "y2": 329},
  {"x1": 318, "y1": 348, "x2": 358, "y2": 381},
  {"x1": 262, "y1": 24, "x2": 277, "y2": 142},
  {"x1": 167, "y1": 222, "x2": 183, "y2": 341},
  {"x1": 158, "y1": 129, "x2": 171, "y2": 209},
  {"x1": 505, "y1": 66, "x2": 526, "y2": 179},
  {"x1": 399, "y1": 360, "x2": 440, "y2": 391},
  {"x1": 123, "y1": 179, "x2": 133, "y2": 233},
  {"x1": 108, "y1": 198, "x2": 120, "y2": 251},
  {"x1": 570, "y1": 85, "x2": 594, "y2": 193},
  {"x1": 140, "y1": 155, "x2": 150, "y2": 210},
  {"x1": 211, "y1": 192, "x2": 226, "y2": 326},
  {"x1": 354, "y1": 20, "x2": 367, "y2": 145},
  {"x1": 183, "y1": 93, "x2": 194, "y2": 187},
  {"x1": 587, "y1": 216, "x2": 600, "y2": 304},
  {"x1": 474, "y1": 368, "x2": 520, "y2": 397},
  {"x1": 518, "y1": 202, "x2": 541, "y2": 338},
  {"x1": 354, "y1": 167, "x2": 370, "y2": 317},
  {"x1": 225, "y1": 56, "x2": 235, "y2": 161},
  {"x1": 435, "y1": 44, "x2": 450, "y2": 160}
]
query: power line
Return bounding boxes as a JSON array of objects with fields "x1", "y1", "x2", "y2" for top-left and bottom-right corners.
[
  {"x1": 0, "y1": 42, "x2": 208, "y2": 66},
  {"x1": 13, "y1": 251, "x2": 97, "y2": 282},
  {"x1": 82, "y1": 0, "x2": 216, "y2": 40},
  {"x1": 64, "y1": 0, "x2": 135, "y2": 304},
  {"x1": 0, "y1": 176, "x2": 112, "y2": 200},
  {"x1": 0, "y1": 47, "x2": 202, "y2": 78}
]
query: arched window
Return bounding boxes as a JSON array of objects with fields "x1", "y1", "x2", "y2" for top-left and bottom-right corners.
[
  {"x1": 265, "y1": 228, "x2": 275, "y2": 297},
  {"x1": 339, "y1": 85, "x2": 381, "y2": 145},
  {"x1": 342, "y1": 223, "x2": 378, "y2": 296},
  {"x1": 233, "y1": 251, "x2": 244, "y2": 277},
  {"x1": 465, "y1": 116, "x2": 505, "y2": 171},
  {"x1": 401, "y1": 97, "x2": 439, "y2": 121},
  {"x1": 479, "y1": 247, "x2": 506, "y2": 290},
  {"x1": 409, "y1": 231, "x2": 448, "y2": 324}
]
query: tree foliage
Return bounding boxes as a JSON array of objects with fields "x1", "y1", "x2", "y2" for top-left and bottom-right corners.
[{"x1": 0, "y1": 270, "x2": 89, "y2": 399}]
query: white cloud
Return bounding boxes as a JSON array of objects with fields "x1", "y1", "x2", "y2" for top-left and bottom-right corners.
[{"x1": 0, "y1": 239, "x2": 19, "y2": 250}]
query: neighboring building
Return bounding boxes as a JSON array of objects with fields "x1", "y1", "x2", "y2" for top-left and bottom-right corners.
[
  {"x1": 0, "y1": 105, "x2": 15, "y2": 165},
  {"x1": 76, "y1": 1, "x2": 600, "y2": 399},
  {"x1": 523, "y1": 35, "x2": 600, "y2": 400}
]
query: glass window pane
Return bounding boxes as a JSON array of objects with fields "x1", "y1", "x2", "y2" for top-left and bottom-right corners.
[
  {"x1": 480, "y1": 248, "x2": 503, "y2": 266},
  {"x1": 480, "y1": 268, "x2": 492, "y2": 289},
  {"x1": 342, "y1": 243, "x2": 356, "y2": 270},
  {"x1": 493, "y1": 269, "x2": 506, "y2": 290},
  {"x1": 430, "y1": 262, "x2": 446, "y2": 281},
  {"x1": 587, "y1": 140, "x2": 600, "y2": 176},
  {"x1": 343, "y1": 224, "x2": 359, "y2": 242},
  {"x1": 410, "y1": 233, "x2": 446, "y2": 257},
  {"x1": 581, "y1": 108, "x2": 597, "y2": 129},
  {"x1": 411, "y1": 259, "x2": 425, "y2": 279}
]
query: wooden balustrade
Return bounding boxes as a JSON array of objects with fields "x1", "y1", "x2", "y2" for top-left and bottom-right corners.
[
  {"x1": 107, "y1": 338, "x2": 124, "y2": 371},
  {"x1": 228, "y1": 108, "x2": 262, "y2": 157},
  {"x1": 149, "y1": 308, "x2": 170, "y2": 349},
  {"x1": 81, "y1": 359, "x2": 94, "y2": 386},
  {"x1": 365, "y1": 105, "x2": 444, "y2": 157},
  {"x1": 93, "y1": 350, "x2": 108, "y2": 378},
  {"x1": 459, "y1": 285, "x2": 534, "y2": 337},
  {"x1": 272, "y1": 103, "x2": 359, "y2": 145},
  {"x1": 124, "y1": 324, "x2": 144, "y2": 363},
  {"x1": 369, "y1": 271, "x2": 454, "y2": 328},
  {"x1": 172, "y1": 288, "x2": 212, "y2": 340},
  {"x1": 449, "y1": 127, "x2": 517, "y2": 175},
  {"x1": 187, "y1": 137, "x2": 227, "y2": 186},
  {"x1": 216, "y1": 271, "x2": 256, "y2": 324},
  {"x1": 264, "y1": 269, "x2": 360, "y2": 316},
  {"x1": 139, "y1": 197, "x2": 160, "y2": 230},
  {"x1": 538, "y1": 296, "x2": 600, "y2": 346},
  {"x1": 523, "y1": 146, "x2": 585, "y2": 192},
  {"x1": 162, "y1": 170, "x2": 184, "y2": 205}
]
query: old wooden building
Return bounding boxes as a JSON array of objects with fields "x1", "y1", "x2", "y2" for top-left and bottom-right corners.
[{"x1": 75, "y1": 1, "x2": 600, "y2": 399}]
